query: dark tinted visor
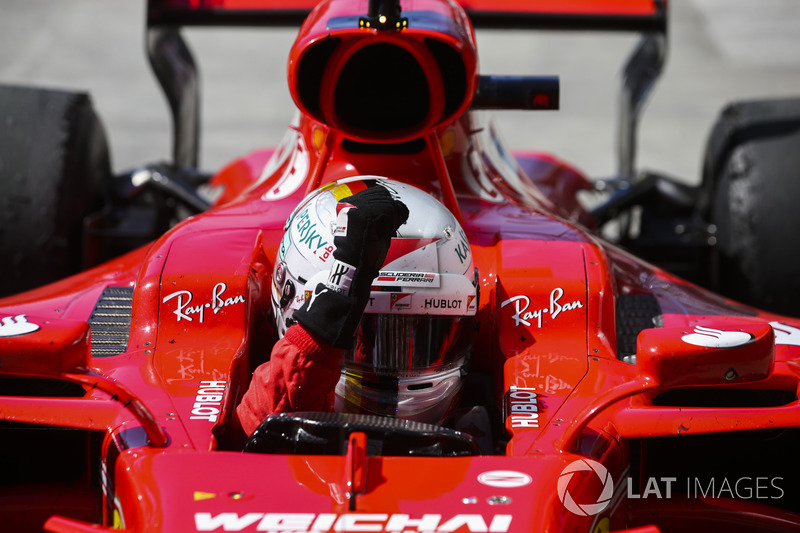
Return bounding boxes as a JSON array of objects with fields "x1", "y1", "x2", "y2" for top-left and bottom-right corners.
[{"x1": 346, "y1": 315, "x2": 472, "y2": 375}]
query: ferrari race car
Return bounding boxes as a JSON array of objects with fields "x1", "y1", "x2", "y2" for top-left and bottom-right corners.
[{"x1": 3, "y1": 0, "x2": 800, "y2": 531}]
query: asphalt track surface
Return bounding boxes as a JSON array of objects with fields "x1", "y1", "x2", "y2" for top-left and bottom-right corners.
[{"x1": 2, "y1": 0, "x2": 800, "y2": 184}]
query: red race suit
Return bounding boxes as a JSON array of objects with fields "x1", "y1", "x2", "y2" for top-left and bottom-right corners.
[{"x1": 235, "y1": 324, "x2": 344, "y2": 436}]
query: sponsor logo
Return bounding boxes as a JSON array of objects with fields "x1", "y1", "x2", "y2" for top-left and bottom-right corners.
[
  {"x1": 189, "y1": 381, "x2": 225, "y2": 422},
  {"x1": 0, "y1": 314, "x2": 40, "y2": 337},
  {"x1": 558, "y1": 459, "x2": 613, "y2": 517},
  {"x1": 327, "y1": 260, "x2": 355, "y2": 293},
  {"x1": 505, "y1": 386, "x2": 541, "y2": 428},
  {"x1": 454, "y1": 228, "x2": 471, "y2": 264},
  {"x1": 423, "y1": 298, "x2": 462, "y2": 310},
  {"x1": 293, "y1": 207, "x2": 329, "y2": 253},
  {"x1": 194, "y1": 513, "x2": 512, "y2": 532},
  {"x1": 477, "y1": 470, "x2": 532, "y2": 489},
  {"x1": 318, "y1": 245, "x2": 334, "y2": 262},
  {"x1": 376, "y1": 272, "x2": 439, "y2": 287},
  {"x1": 162, "y1": 283, "x2": 245, "y2": 323},
  {"x1": 390, "y1": 293, "x2": 412, "y2": 310},
  {"x1": 332, "y1": 205, "x2": 351, "y2": 238},
  {"x1": 500, "y1": 288, "x2": 583, "y2": 328},
  {"x1": 681, "y1": 325, "x2": 754, "y2": 348},
  {"x1": 190, "y1": 381, "x2": 226, "y2": 422},
  {"x1": 304, "y1": 287, "x2": 328, "y2": 312}
]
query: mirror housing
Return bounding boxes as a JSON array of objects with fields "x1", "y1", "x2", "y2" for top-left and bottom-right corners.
[
  {"x1": 636, "y1": 322, "x2": 774, "y2": 388},
  {"x1": 558, "y1": 321, "x2": 776, "y2": 452},
  {"x1": 0, "y1": 314, "x2": 90, "y2": 378}
]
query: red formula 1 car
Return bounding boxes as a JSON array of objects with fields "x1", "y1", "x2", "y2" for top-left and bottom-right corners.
[{"x1": 3, "y1": 0, "x2": 800, "y2": 532}]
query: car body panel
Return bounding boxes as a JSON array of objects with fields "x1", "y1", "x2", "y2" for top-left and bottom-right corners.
[{"x1": 3, "y1": 1, "x2": 800, "y2": 532}]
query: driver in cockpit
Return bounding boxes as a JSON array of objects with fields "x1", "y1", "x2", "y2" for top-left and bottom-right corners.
[{"x1": 233, "y1": 177, "x2": 478, "y2": 439}]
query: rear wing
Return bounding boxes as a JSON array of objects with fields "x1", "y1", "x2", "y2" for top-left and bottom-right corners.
[
  {"x1": 147, "y1": 0, "x2": 666, "y2": 179},
  {"x1": 148, "y1": 0, "x2": 666, "y2": 32},
  {"x1": 460, "y1": 0, "x2": 666, "y2": 32}
]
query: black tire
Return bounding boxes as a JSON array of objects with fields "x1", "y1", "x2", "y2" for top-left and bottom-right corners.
[
  {"x1": 703, "y1": 98, "x2": 800, "y2": 316},
  {"x1": 0, "y1": 85, "x2": 111, "y2": 296}
]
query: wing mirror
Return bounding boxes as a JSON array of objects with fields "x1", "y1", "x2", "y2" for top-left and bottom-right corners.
[
  {"x1": 0, "y1": 314, "x2": 90, "y2": 377},
  {"x1": 636, "y1": 322, "x2": 774, "y2": 388},
  {"x1": 558, "y1": 321, "x2": 775, "y2": 452},
  {"x1": 0, "y1": 313, "x2": 169, "y2": 446}
]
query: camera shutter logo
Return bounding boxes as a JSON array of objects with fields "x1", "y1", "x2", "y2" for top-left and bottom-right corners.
[{"x1": 557, "y1": 459, "x2": 613, "y2": 516}]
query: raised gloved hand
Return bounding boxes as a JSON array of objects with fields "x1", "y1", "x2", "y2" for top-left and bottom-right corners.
[{"x1": 293, "y1": 184, "x2": 409, "y2": 348}]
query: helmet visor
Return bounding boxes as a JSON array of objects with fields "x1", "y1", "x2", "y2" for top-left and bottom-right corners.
[
  {"x1": 337, "y1": 315, "x2": 473, "y2": 422},
  {"x1": 347, "y1": 314, "x2": 472, "y2": 374}
]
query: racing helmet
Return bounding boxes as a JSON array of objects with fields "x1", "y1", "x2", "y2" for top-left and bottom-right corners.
[{"x1": 272, "y1": 176, "x2": 478, "y2": 424}]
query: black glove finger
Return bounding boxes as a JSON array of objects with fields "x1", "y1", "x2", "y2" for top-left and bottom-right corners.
[
  {"x1": 341, "y1": 185, "x2": 410, "y2": 228},
  {"x1": 334, "y1": 185, "x2": 409, "y2": 267}
]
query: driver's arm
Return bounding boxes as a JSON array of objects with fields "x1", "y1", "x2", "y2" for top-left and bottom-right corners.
[{"x1": 235, "y1": 324, "x2": 343, "y2": 436}]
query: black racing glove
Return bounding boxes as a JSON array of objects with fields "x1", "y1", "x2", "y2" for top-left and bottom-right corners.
[{"x1": 293, "y1": 185, "x2": 409, "y2": 348}]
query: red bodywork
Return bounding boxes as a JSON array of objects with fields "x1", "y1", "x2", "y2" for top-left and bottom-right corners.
[{"x1": 2, "y1": 1, "x2": 800, "y2": 532}]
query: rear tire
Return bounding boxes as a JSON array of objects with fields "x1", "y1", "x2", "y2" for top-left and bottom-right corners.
[
  {"x1": 0, "y1": 85, "x2": 111, "y2": 296},
  {"x1": 704, "y1": 98, "x2": 800, "y2": 315}
]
